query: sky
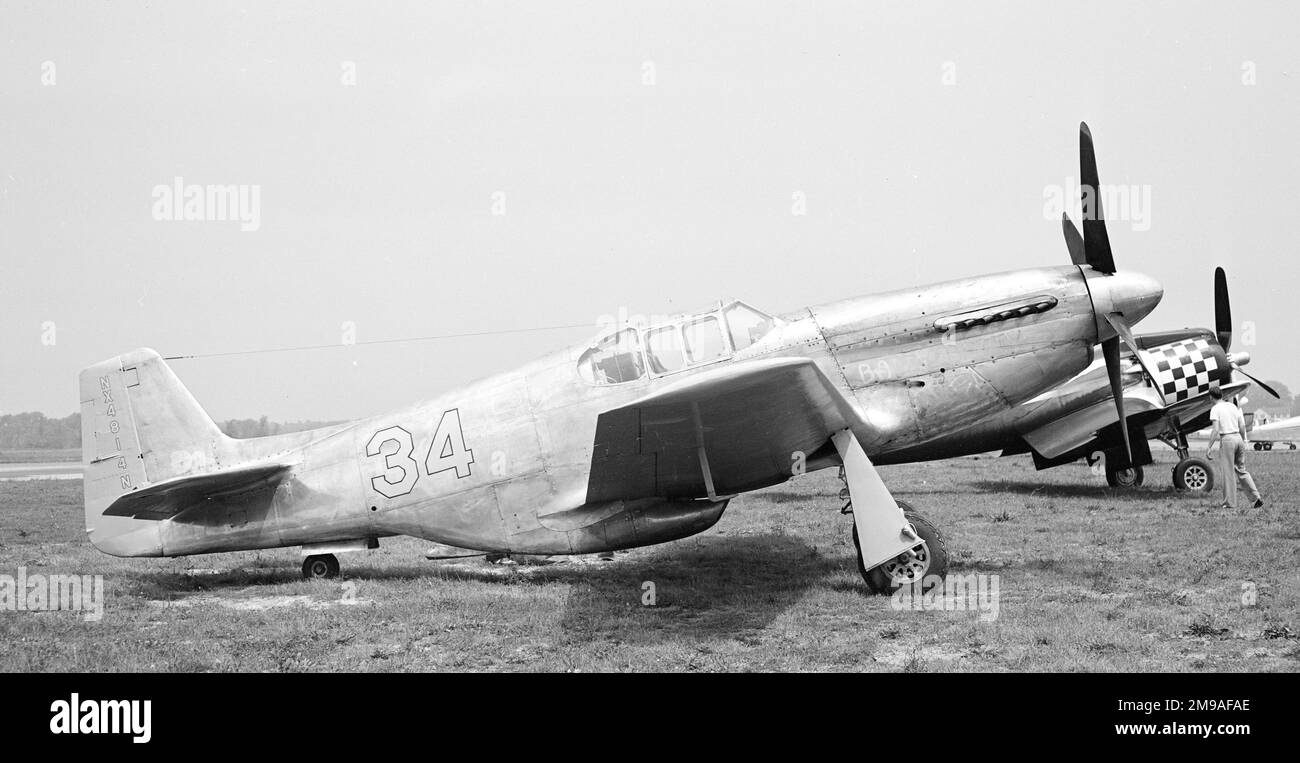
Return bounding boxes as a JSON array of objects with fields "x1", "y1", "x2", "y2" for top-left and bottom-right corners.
[{"x1": 2, "y1": 1, "x2": 1298, "y2": 422}]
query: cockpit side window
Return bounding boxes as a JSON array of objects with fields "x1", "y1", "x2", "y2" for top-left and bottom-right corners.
[
  {"x1": 582, "y1": 300, "x2": 774, "y2": 382},
  {"x1": 683, "y1": 316, "x2": 726, "y2": 364},
  {"x1": 646, "y1": 325, "x2": 686, "y2": 374},
  {"x1": 723, "y1": 302, "x2": 775, "y2": 351},
  {"x1": 578, "y1": 328, "x2": 645, "y2": 385}
]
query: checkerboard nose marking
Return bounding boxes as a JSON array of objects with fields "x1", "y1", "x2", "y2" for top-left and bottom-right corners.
[{"x1": 1152, "y1": 338, "x2": 1221, "y2": 401}]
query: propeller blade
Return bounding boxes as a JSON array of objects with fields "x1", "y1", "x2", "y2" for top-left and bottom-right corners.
[
  {"x1": 1102, "y1": 336, "x2": 1133, "y2": 466},
  {"x1": 1104, "y1": 312, "x2": 1165, "y2": 404},
  {"x1": 1079, "y1": 122, "x2": 1116, "y2": 274},
  {"x1": 1215, "y1": 266, "x2": 1232, "y2": 352},
  {"x1": 1234, "y1": 367, "x2": 1281, "y2": 399},
  {"x1": 1062, "y1": 213, "x2": 1087, "y2": 266}
]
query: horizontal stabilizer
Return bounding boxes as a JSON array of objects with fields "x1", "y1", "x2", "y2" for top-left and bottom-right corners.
[{"x1": 101, "y1": 462, "x2": 291, "y2": 521}]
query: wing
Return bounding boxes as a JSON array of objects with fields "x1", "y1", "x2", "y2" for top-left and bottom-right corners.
[
  {"x1": 1022, "y1": 380, "x2": 1251, "y2": 460},
  {"x1": 585, "y1": 357, "x2": 859, "y2": 503},
  {"x1": 101, "y1": 462, "x2": 291, "y2": 520},
  {"x1": 1021, "y1": 386, "x2": 1163, "y2": 460}
]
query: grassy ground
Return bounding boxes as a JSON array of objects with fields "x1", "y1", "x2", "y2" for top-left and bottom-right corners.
[{"x1": 1, "y1": 450, "x2": 1297, "y2": 672}]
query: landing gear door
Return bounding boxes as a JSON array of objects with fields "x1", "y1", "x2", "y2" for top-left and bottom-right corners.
[{"x1": 831, "y1": 430, "x2": 919, "y2": 570}]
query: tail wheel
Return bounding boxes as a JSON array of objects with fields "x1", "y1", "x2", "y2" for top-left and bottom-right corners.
[
  {"x1": 852, "y1": 503, "x2": 949, "y2": 595},
  {"x1": 1105, "y1": 463, "x2": 1144, "y2": 488},
  {"x1": 302, "y1": 554, "x2": 340, "y2": 579},
  {"x1": 1172, "y1": 457, "x2": 1215, "y2": 492}
]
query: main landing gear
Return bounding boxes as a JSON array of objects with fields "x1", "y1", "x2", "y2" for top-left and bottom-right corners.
[
  {"x1": 1172, "y1": 456, "x2": 1214, "y2": 492},
  {"x1": 834, "y1": 434, "x2": 950, "y2": 596},
  {"x1": 302, "y1": 554, "x2": 340, "y2": 579},
  {"x1": 1105, "y1": 462, "x2": 1144, "y2": 488},
  {"x1": 1164, "y1": 431, "x2": 1215, "y2": 493},
  {"x1": 848, "y1": 498, "x2": 949, "y2": 594}
]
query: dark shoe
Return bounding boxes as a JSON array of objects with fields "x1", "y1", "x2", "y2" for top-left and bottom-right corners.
[{"x1": 1254, "y1": 499, "x2": 1264, "y2": 508}]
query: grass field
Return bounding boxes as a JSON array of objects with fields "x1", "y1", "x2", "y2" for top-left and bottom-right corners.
[{"x1": 2, "y1": 450, "x2": 1298, "y2": 672}]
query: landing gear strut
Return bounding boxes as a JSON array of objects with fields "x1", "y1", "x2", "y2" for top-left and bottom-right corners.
[{"x1": 302, "y1": 554, "x2": 340, "y2": 579}]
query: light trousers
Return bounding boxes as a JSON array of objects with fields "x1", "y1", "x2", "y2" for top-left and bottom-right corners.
[{"x1": 1219, "y1": 434, "x2": 1262, "y2": 507}]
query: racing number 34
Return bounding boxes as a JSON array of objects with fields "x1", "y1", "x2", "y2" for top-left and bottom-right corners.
[{"x1": 365, "y1": 409, "x2": 474, "y2": 498}]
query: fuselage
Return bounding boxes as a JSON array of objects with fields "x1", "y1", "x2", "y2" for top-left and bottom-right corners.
[
  {"x1": 887, "y1": 327, "x2": 1246, "y2": 466},
  {"x1": 104, "y1": 264, "x2": 1162, "y2": 558}
]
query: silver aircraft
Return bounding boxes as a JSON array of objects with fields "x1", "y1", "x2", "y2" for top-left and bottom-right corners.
[
  {"x1": 883, "y1": 267, "x2": 1278, "y2": 493},
  {"x1": 80, "y1": 123, "x2": 1163, "y2": 592},
  {"x1": 1248, "y1": 416, "x2": 1300, "y2": 451}
]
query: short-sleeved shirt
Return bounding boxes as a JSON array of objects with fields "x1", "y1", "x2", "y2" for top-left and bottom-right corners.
[{"x1": 1210, "y1": 400, "x2": 1246, "y2": 437}]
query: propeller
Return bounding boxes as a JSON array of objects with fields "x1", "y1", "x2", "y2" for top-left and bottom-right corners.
[
  {"x1": 1100, "y1": 336, "x2": 1132, "y2": 466},
  {"x1": 1062, "y1": 213, "x2": 1086, "y2": 266},
  {"x1": 1216, "y1": 267, "x2": 1281, "y2": 398},
  {"x1": 1079, "y1": 122, "x2": 1116, "y2": 274},
  {"x1": 1215, "y1": 266, "x2": 1232, "y2": 351},
  {"x1": 1065, "y1": 122, "x2": 1132, "y2": 465},
  {"x1": 1236, "y1": 367, "x2": 1280, "y2": 399},
  {"x1": 1104, "y1": 312, "x2": 1164, "y2": 404}
]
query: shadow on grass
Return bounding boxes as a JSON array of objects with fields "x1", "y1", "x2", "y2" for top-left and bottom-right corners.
[
  {"x1": 751, "y1": 490, "x2": 840, "y2": 504},
  {"x1": 969, "y1": 480, "x2": 1185, "y2": 501},
  {"x1": 556, "y1": 532, "x2": 840, "y2": 642},
  {"x1": 126, "y1": 533, "x2": 847, "y2": 643}
]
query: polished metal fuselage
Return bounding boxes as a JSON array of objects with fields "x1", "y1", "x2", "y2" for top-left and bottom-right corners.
[{"x1": 118, "y1": 264, "x2": 1155, "y2": 558}]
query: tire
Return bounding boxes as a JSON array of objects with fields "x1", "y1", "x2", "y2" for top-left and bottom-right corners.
[
  {"x1": 302, "y1": 554, "x2": 340, "y2": 579},
  {"x1": 1254, "y1": 443, "x2": 1263, "y2": 451},
  {"x1": 853, "y1": 504, "x2": 949, "y2": 595},
  {"x1": 1264, "y1": 442, "x2": 1273, "y2": 451},
  {"x1": 1105, "y1": 463, "x2": 1144, "y2": 488},
  {"x1": 1172, "y1": 457, "x2": 1215, "y2": 492}
]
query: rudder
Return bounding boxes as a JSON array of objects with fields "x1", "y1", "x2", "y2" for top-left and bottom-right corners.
[{"x1": 80, "y1": 348, "x2": 227, "y2": 555}]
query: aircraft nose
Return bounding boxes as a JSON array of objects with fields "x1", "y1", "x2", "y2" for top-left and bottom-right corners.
[
  {"x1": 1119, "y1": 271, "x2": 1164, "y2": 324},
  {"x1": 1092, "y1": 270, "x2": 1164, "y2": 326}
]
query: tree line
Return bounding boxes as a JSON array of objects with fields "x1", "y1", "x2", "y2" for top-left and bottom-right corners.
[{"x1": 0, "y1": 412, "x2": 343, "y2": 450}]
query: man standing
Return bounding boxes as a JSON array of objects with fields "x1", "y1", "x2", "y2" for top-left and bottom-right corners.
[{"x1": 1206, "y1": 387, "x2": 1264, "y2": 509}]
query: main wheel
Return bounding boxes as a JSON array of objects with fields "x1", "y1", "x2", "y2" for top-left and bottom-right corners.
[
  {"x1": 1264, "y1": 442, "x2": 1273, "y2": 451},
  {"x1": 1172, "y1": 457, "x2": 1215, "y2": 492},
  {"x1": 302, "y1": 554, "x2": 340, "y2": 579},
  {"x1": 1254, "y1": 442, "x2": 1263, "y2": 451},
  {"x1": 1105, "y1": 463, "x2": 1144, "y2": 488},
  {"x1": 852, "y1": 503, "x2": 949, "y2": 595}
]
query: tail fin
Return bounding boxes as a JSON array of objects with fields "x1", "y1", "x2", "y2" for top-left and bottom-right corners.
[{"x1": 80, "y1": 348, "x2": 228, "y2": 555}]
